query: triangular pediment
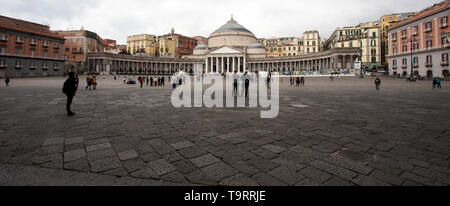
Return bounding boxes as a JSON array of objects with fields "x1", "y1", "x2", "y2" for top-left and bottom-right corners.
[{"x1": 208, "y1": 46, "x2": 242, "y2": 54}]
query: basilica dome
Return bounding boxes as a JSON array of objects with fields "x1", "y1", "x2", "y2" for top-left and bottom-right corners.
[{"x1": 208, "y1": 17, "x2": 257, "y2": 49}]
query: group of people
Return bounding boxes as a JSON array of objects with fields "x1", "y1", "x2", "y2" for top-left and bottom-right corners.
[
  {"x1": 289, "y1": 76, "x2": 305, "y2": 86},
  {"x1": 85, "y1": 74, "x2": 97, "y2": 90},
  {"x1": 432, "y1": 77, "x2": 442, "y2": 89},
  {"x1": 138, "y1": 76, "x2": 165, "y2": 88}
]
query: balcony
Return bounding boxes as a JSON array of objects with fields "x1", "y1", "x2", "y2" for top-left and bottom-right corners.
[
  {"x1": 441, "y1": 61, "x2": 449, "y2": 66},
  {"x1": 392, "y1": 65, "x2": 397, "y2": 70},
  {"x1": 30, "y1": 65, "x2": 36, "y2": 70},
  {"x1": 0, "y1": 36, "x2": 7, "y2": 42},
  {"x1": 53, "y1": 66, "x2": 59, "y2": 70},
  {"x1": 43, "y1": 42, "x2": 49, "y2": 48},
  {"x1": 0, "y1": 63, "x2": 6, "y2": 68},
  {"x1": 441, "y1": 23, "x2": 448, "y2": 29},
  {"x1": 425, "y1": 63, "x2": 433, "y2": 67},
  {"x1": 42, "y1": 65, "x2": 48, "y2": 70},
  {"x1": 413, "y1": 64, "x2": 419, "y2": 68},
  {"x1": 401, "y1": 65, "x2": 407, "y2": 69},
  {"x1": 54, "y1": 44, "x2": 59, "y2": 49},
  {"x1": 425, "y1": 27, "x2": 432, "y2": 33},
  {"x1": 16, "y1": 39, "x2": 23, "y2": 44},
  {"x1": 15, "y1": 64, "x2": 22, "y2": 69},
  {"x1": 30, "y1": 41, "x2": 36, "y2": 46}
]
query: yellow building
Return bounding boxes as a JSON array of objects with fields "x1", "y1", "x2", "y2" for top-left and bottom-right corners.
[
  {"x1": 126, "y1": 34, "x2": 158, "y2": 56},
  {"x1": 323, "y1": 22, "x2": 382, "y2": 69},
  {"x1": 379, "y1": 13, "x2": 415, "y2": 66},
  {"x1": 158, "y1": 36, "x2": 177, "y2": 58}
]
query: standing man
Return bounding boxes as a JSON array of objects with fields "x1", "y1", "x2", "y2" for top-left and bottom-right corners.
[
  {"x1": 375, "y1": 77, "x2": 381, "y2": 91},
  {"x1": 139, "y1": 77, "x2": 143, "y2": 88},
  {"x1": 242, "y1": 71, "x2": 250, "y2": 97},
  {"x1": 233, "y1": 71, "x2": 239, "y2": 96},
  {"x1": 62, "y1": 71, "x2": 78, "y2": 116},
  {"x1": 436, "y1": 76, "x2": 442, "y2": 89},
  {"x1": 5, "y1": 77, "x2": 10, "y2": 87},
  {"x1": 92, "y1": 74, "x2": 97, "y2": 90}
]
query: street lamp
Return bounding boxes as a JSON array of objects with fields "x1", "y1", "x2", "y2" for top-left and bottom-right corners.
[{"x1": 409, "y1": 38, "x2": 418, "y2": 82}]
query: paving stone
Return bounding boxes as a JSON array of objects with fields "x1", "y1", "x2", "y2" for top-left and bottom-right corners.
[
  {"x1": 86, "y1": 143, "x2": 112, "y2": 152},
  {"x1": 161, "y1": 171, "x2": 189, "y2": 183},
  {"x1": 251, "y1": 172, "x2": 287, "y2": 186},
  {"x1": 85, "y1": 175, "x2": 118, "y2": 186},
  {"x1": 141, "y1": 152, "x2": 161, "y2": 162},
  {"x1": 148, "y1": 159, "x2": 176, "y2": 176},
  {"x1": 247, "y1": 157, "x2": 279, "y2": 172},
  {"x1": 220, "y1": 173, "x2": 259, "y2": 186},
  {"x1": 190, "y1": 154, "x2": 220, "y2": 168},
  {"x1": 65, "y1": 137, "x2": 84, "y2": 145},
  {"x1": 200, "y1": 162, "x2": 238, "y2": 182},
  {"x1": 268, "y1": 166, "x2": 305, "y2": 185},
  {"x1": 323, "y1": 176, "x2": 355, "y2": 186},
  {"x1": 122, "y1": 158, "x2": 147, "y2": 173},
  {"x1": 63, "y1": 158, "x2": 90, "y2": 172},
  {"x1": 295, "y1": 178, "x2": 321, "y2": 186},
  {"x1": 185, "y1": 169, "x2": 218, "y2": 185},
  {"x1": 310, "y1": 160, "x2": 357, "y2": 181},
  {"x1": 102, "y1": 166, "x2": 129, "y2": 177},
  {"x1": 146, "y1": 139, "x2": 174, "y2": 155},
  {"x1": 130, "y1": 167, "x2": 159, "y2": 179},
  {"x1": 262, "y1": 144, "x2": 287, "y2": 153},
  {"x1": 170, "y1": 141, "x2": 195, "y2": 150},
  {"x1": 87, "y1": 148, "x2": 116, "y2": 162},
  {"x1": 43, "y1": 138, "x2": 65, "y2": 146},
  {"x1": 272, "y1": 157, "x2": 307, "y2": 172},
  {"x1": 298, "y1": 166, "x2": 332, "y2": 184},
  {"x1": 90, "y1": 157, "x2": 122, "y2": 173},
  {"x1": 178, "y1": 146, "x2": 208, "y2": 159},
  {"x1": 117, "y1": 149, "x2": 138, "y2": 161},
  {"x1": 64, "y1": 149, "x2": 86, "y2": 163},
  {"x1": 352, "y1": 175, "x2": 391, "y2": 186}
]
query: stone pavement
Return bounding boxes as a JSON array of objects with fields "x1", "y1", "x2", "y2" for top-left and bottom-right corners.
[{"x1": 0, "y1": 75, "x2": 449, "y2": 186}]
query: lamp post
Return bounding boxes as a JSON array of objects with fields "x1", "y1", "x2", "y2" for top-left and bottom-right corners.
[{"x1": 409, "y1": 38, "x2": 417, "y2": 81}]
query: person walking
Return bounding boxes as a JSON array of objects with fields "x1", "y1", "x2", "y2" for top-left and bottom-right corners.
[
  {"x1": 243, "y1": 72, "x2": 250, "y2": 97},
  {"x1": 5, "y1": 77, "x2": 10, "y2": 87},
  {"x1": 161, "y1": 76, "x2": 165, "y2": 86},
  {"x1": 296, "y1": 77, "x2": 300, "y2": 86},
  {"x1": 301, "y1": 77, "x2": 305, "y2": 86},
  {"x1": 62, "y1": 71, "x2": 78, "y2": 116},
  {"x1": 146, "y1": 76, "x2": 149, "y2": 86},
  {"x1": 172, "y1": 75, "x2": 177, "y2": 90},
  {"x1": 436, "y1": 77, "x2": 442, "y2": 89},
  {"x1": 92, "y1": 74, "x2": 97, "y2": 89},
  {"x1": 153, "y1": 76, "x2": 157, "y2": 86},
  {"x1": 139, "y1": 77, "x2": 143, "y2": 88},
  {"x1": 85, "y1": 75, "x2": 92, "y2": 90},
  {"x1": 150, "y1": 76, "x2": 153, "y2": 86},
  {"x1": 123, "y1": 76, "x2": 127, "y2": 84},
  {"x1": 375, "y1": 77, "x2": 381, "y2": 91},
  {"x1": 432, "y1": 77, "x2": 437, "y2": 90},
  {"x1": 266, "y1": 73, "x2": 271, "y2": 89}
]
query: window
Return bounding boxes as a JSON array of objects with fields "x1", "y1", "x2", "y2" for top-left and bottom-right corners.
[
  {"x1": 426, "y1": 39, "x2": 432, "y2": 48},
  {"x1": 402, "y1": 30, "x2": 407, "y2": 38},
  {"x1": 392, "y1": 59, "x2": 397, "y2": 68},
  {"x1": 0, "y1": 59, "x2": 6, "y2": 67},
  {"x1": 371, "y1": 40, "x2": 376, "y2": 46},
  {"x1": 42, "y1": 62, "x2": 48, "y2": 69},
  {"x1": 402, "y1": 58, "x2": 407, "y2": 66},
  {"x1": 54, "y1": 63, "x2": 59, "y2": 70},
  {"x1": 43, "y1": 50, "x2": 48, "y2": 57},
  {"x1": 442, "y1": 34, "x2": 448, "y2": 45},
  {"x1": 442, "y1": 16, "x2": 448, "y2": 27},
  {"x1": 413, "y1": 41, "x2": 418, "y2": 50},
  {"x1": 79, "y1": 47, "x2": 83, "y2": 52},
  {"x1": 426, "y1": 55, "x2": 432, "y2": 66},
  {"x1": 0, "y1": 32, "x2": 7, "y2": 41},
  {"x1": 372, "y1": 32, "x2": 376, "y2": 38},
  {"x1": 442, "y1": 53, "x2": 448, "y2": 65},
  {"x1": 413, "y1": 26, "x2": 418, "y2": 35},
  {"x1": 425, "y1": 22, "x2": 432, "y2": 32},
  {"x1": 393, "y1": 47, "x2": 397, "y2": 54},
  {"x1": 54, "y1": 42, "x2": 58, "y2": 48},
  {"x1": 65, "y1": 47, "x2": 69, "y2": 52},
  {"x1": 30, "y1": 48, "x2": 36, "y2": 56},
  {"x1": 349, "y1": 42, "x2": 353, "y2": 47},
  {"x1": 313, "y1": 48, "x2": 316, "y2": 52},
  {"x1": 307, "y1": 48, "x2": 310, "y2": 53},
  {"x1": 72, "y1": 47, "x2": 77, "y2": 53},
  {"x1": 392, "y1": 33, "x2": 397, "y2": 41},
  {"x1": 30, "y1": 38, "x2": 36, "y2": 45},
  {"x1": 0, "y1": 46, "x2": 6, "y2": 54},
  {"x1": 30, "y1": 61, "x2": 36, "y2": 69},
  {"x1": 402, "y1": 45, "x2": 407, "y2": 53},
  {"x1": 371, "y1": 49, "x2": 377, "y2": 56},
  {"x1": 15, "y1": 60, "x2": 22, "y2": 68},
  {"x1": 413, "y1": 57, "x2": 419, "y2": 67},
  {"x1": 15, "y1": 46, "x2": 22, "y2": 55},
  {"x1": 43, "y1": 40, "x2": 49, "y2": 47},
  {"x1": 371, "y1": 57, "x2": 377, "y2": 63},
  {"x1": 16, "y1": 35, "x2": 23, "y2": 43}
]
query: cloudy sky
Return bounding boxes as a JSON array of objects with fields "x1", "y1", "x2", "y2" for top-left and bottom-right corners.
[{"x1": 0, "y1": 0, "x2": 443, "y2": 44}]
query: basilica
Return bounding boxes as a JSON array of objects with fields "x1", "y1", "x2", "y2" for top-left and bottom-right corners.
[{"x1": 87, "y1": 17, "x2": 361, "y2": 75}]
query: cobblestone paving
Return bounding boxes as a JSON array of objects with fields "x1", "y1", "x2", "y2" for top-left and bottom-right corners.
[{"x1": 0, "y1": 76, "x2": 449, "y2": 186}]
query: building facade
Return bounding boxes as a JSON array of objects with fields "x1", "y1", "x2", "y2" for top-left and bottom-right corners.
[
  {"x1": 55, "y1": 30, "x2": 105, "y2": 73},
  {"x1": 87, "y1": 17, "x2": 361, "y2": 75},
  {"x1": 323, "y1": 23, "x2": 381, "y2": 69},
  {"x1": 379, "y1": 12, "x2": 415, "y2": 66},
  {"x1": 387, "y1": 0, "x2": 449, "y2": 79},
  {"x1": 163, "y1": 29, "x2": 199, "y2": 58},
  {"x1": 0, "y1": 15, "x2": 65, "y2": 78}
]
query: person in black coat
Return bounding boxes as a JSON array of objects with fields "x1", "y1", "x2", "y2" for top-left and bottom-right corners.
[{"x1": 63, "y1": 71, "x2": 78, "y2": 116}]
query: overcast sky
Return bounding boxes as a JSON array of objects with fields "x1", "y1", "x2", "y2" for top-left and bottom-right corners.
[{"x1": 0, "y1": 0, "x2": 443, "y2": 44}]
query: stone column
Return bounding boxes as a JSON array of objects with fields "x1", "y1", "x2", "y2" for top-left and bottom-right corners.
[
  {"x1": 243, "y1": 56, "x2": 246, "y2": 72},
  {"x1": 237, "y1": 57, "x2": 241, "y2": 73},
  {"x1": 221, "y1": 57, "x2": 224, "y2": 73}
]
